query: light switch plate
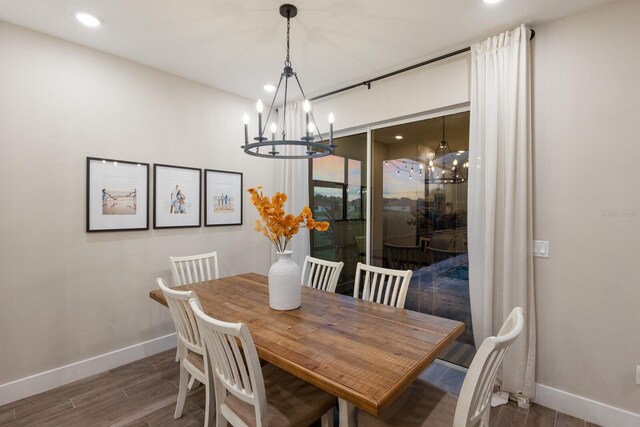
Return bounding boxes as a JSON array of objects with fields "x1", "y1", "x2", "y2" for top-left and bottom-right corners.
[
  {"x1": 533, "y1": 240, "x2": 550, "y2": 258},
  {"x1": 636, "y1": 366, "x2": 640, "y2": 385}
]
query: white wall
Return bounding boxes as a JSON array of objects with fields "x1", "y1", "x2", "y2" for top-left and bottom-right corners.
[
  {"x1": 313, "y1": 55, "x2": 470, "y2": 132},
  {"x1": 532, "y1": 0, "x2": 640, "y2": 415},
  {"x1": 314, "y1": 0, "x2": 640, "y2": 418},
  {"x1": 0, "y1": 21, "x2": 275, "y2": 388}
]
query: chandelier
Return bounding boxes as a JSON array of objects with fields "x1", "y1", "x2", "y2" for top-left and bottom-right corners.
[{"x1": 241, "y1": 4, "x2": 335, "y2": 159}]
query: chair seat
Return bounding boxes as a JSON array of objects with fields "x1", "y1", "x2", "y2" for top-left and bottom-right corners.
[
  {"x1": 359, "y1": 379, "x2": 457, "y2": 427},
  {"x1": 185, "y1": 351, "x2": 204, "y2": 373},
  {"x1": 224, "y1": 363, "x2": 335, "y2": 427}
]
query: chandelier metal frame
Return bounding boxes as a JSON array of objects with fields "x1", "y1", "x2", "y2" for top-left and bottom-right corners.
[{"x1": 242, "y1": 4, "x2": 335, "y2": 159}]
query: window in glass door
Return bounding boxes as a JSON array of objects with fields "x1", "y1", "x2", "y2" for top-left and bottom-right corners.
[
  {"x1": 309, "y1": 133, "x2": 367, "y2": 295},
  {"x1": 371, "y1": 112, "x2": 474, "y2": 367}
]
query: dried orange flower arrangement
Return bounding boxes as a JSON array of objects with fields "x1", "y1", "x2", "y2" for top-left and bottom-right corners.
[{"x1": 248, "y1": 187, "x2": 329, "y2": 253}]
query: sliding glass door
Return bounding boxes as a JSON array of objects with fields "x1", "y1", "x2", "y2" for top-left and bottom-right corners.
[{"x1": 371, "y1": 111, "x2": 474, "y2": 367}]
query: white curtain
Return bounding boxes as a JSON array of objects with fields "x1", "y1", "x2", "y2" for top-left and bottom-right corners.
[
  {"x1": 468, "y1": 24, "x2": 536, "y2": 404},
  {"x1": 274, "y1": 100, "x2": 310, "y2": 267}
]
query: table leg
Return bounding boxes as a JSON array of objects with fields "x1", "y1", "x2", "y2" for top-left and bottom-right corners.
[{"x1": 338, "y1": 398, "x2": 355, "y2": 427}]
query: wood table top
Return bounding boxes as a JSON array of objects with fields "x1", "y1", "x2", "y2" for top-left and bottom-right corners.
[{"x1": 149, "y1": 272, "x2": 464, "y2": 416}]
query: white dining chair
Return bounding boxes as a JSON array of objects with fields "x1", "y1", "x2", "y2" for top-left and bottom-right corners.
[
  {"x1": 156, "y1": 278, "x2": 211, "y2": 424},
  {"x1": 358, "y1": 307, "x2": 525, "y2": 427},
  {"x1": 169, "y1": 251, "x2": 220, "y2": 364},
  {"x1": 189, "y1": 299, "x2": 336, "y2": 427},
  {"x1": 353, "y1": 262, "x2": 413, "y2": 309},
  {"x1": 301, "y1": 256, "x2": 344, "y2": 293},
  {"x1": 170, "y1": 251, "x2": 220, "y2": 286}
]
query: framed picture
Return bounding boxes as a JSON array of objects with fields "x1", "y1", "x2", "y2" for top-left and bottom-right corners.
[
  {"x1": 86, "y1": 157, "x2": 149, "y2": 232},
  {"x1": 154, "y1": 164, "x2": 202, "y2": 228},
  {"x1": 205, "y1": 169, "x2": 243, "y2": 226}
]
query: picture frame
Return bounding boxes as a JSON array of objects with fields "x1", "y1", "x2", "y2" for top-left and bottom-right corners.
[
  {"x1": 205, "y1": 169, "x2": 243, "y2": 226},
  {"x1": 154, "y1": 164, "x2": 202, "y2": 229},
  {"x1": 86, "y1": 157, "x2": 149, "y2": 232}
]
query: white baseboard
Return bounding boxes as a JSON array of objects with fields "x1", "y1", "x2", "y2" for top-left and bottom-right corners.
[
  {"x1": 535, "y1": 383, "x2": 640, "y2": 427},
  {"x1": 0, "y1": 333, "x2": 176, "y2": 407}
]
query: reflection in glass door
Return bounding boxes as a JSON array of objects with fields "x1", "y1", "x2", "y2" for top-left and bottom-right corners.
[
  {"x1": 372, "y1": 112, "x2": 475, "y2": 367},
  {"x1": 309, "y1": 133, "x2": 367, "y2": 295}
]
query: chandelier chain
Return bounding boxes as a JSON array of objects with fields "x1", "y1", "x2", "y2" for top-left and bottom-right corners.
[{"x1": 285, "y1": 12, "x2": 291, "y2": 67}]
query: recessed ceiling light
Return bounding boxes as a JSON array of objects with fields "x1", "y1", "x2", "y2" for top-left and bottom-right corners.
[
  {"x1": 395, "y1": 135, "x2": 403, "y2": 140},
  {"x1": 458, "y1": 150, "x2": 465, "y2": 153},
  {"x1": 263, "y1": 84, "x2": 276, "y2": 93},
  {"x1": 483, "y1": 0, "x2": 502, "y2": 4},
  {"x1": 75, "y1": 12, "x2": 102, "y2": 28}
]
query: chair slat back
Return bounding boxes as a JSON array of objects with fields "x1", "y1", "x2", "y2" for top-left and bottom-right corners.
[
  {"x1": 157, "y1": 278, "x2": 204, "y2": 355},
  {"x1": 301, "y1": 256, "x2": 344, "y2": 293},
  {"x1": 189, "y1": 300, "x2": 268, "y2": 426},
  {"x1": 170, "y1": 251, "x2": 220, "y2": 285},
  {"x1": 353, "y1": 262, "x2": 412, "y2": 308},
  {"x1": 453, "y1": 307, "x2": 525, "y2": 427}
]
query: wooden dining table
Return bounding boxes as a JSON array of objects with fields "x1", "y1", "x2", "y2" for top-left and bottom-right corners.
[{"x1": 149, "y1": 273, "x2": 464, "y2": 427}]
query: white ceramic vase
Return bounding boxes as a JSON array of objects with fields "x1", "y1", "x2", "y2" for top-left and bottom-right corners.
[{"x1": 268, "y1": 251, "x2": 301, "y2": 310}]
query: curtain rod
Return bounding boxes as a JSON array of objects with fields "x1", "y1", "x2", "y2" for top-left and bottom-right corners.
[{"x1": 310, "y1": 29, "x2": 535, "y2": 102}]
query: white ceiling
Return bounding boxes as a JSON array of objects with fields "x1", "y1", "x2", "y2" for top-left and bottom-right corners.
[{"x1": 0, "y1": 0, "x2": 614, "y2": 100}]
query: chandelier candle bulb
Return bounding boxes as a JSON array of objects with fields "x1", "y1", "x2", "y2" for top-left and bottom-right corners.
[
  {"x1": 328, "y1": 112, "x2": 335, "y2": 144},
  {"x1": 303, "y1": 99, "x2": 311, "y2": 138},
  {"x1": 243, "y1": 113, "x2": 249, "y2": 145},
  {"x1": 256, "y1": 100, "x2": 264, "y2": 137},
  {"x1": 269, "y1": 122, "x2": 277, "y2": 154}
]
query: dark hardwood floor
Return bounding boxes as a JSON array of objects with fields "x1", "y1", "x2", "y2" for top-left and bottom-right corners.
[
  {"x1": 0, "y1": 349, "x2": 205, "y2": 426},
  {"x1": 0, "y1": 349, "x2": 599, "y2": 426}
]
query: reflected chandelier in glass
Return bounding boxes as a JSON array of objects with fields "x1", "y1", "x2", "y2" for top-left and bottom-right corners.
[{"x1": 428, "y1": 116, "x2": 468, "y2": 184}]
